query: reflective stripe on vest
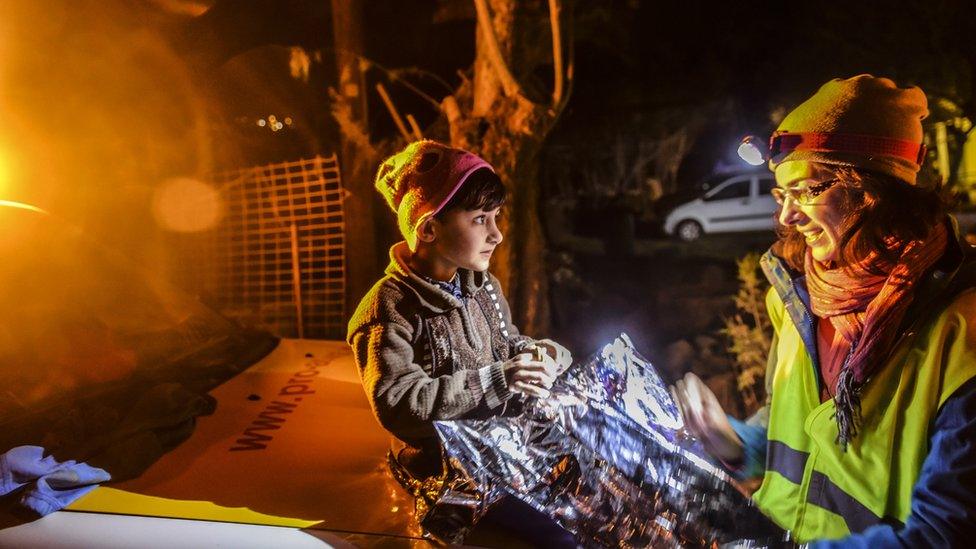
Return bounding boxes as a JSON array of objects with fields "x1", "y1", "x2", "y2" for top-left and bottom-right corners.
[
  {"x1": 757, "y1": 250, "x2": 976, "y2": 541},
  {"x1": 767, "y1": 440, "x2": 905, "y2": 533}
]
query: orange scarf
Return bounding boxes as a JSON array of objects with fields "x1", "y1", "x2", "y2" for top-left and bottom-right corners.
[{"x1": 804, "y1": 222, "x2": 948, "y2": 448}]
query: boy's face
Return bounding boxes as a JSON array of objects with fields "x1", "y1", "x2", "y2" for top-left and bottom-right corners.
[{"x1": 430, "y1": 206, "x2": 503, "y2": 272}]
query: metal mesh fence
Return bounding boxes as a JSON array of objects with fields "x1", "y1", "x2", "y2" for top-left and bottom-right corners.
[{"x1": 168, "y1": 155, "x2": 346, "y2": 339}]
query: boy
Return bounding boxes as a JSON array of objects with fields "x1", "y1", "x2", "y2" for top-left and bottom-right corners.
[{"x1": 346, "y1": 140, "x2": 573, "y2": 540}]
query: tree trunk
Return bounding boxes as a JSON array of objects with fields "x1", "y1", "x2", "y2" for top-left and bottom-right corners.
[
  {"x1": 444, "y1": 0, "x2": 570, "y2": 337},
  {"x1": 331, "y1": 0, "x2": 380, "y2": 320},
  {"x1": 483, "y1": 138, "x2": 550, "y2": 337}
]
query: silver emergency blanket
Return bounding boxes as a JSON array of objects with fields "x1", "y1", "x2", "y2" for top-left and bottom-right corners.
[{"x1": 434, "y1": 334, "x2": 791, "y2": 547}]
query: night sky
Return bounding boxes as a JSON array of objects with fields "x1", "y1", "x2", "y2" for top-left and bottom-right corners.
[{"x1": 163, "y1": 0, "x2": 976, "y2": 191}]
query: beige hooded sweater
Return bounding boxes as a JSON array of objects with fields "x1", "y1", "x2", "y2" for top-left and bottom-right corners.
[{"x1": 347, "y1": 242, "x2": 533, "y2": 475}]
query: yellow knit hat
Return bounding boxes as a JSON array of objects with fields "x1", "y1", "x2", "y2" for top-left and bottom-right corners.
[
  {"x1": 769, "y1": 75, "x2": 929, "y2": 184},
  {"x1": 374, "y1": 140, "x2": 492, "y2": 251}
]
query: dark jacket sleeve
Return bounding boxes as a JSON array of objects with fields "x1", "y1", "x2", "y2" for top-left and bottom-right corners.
[
  {"x1": 810, "y1": 376, "x2": 976, "y2": 548},
  {"x1": 348, "y1": 284, "x2": 512, "y2": 441},
  {"x1": 727, "y1": 415, "x2": 769, "y2": 481}
]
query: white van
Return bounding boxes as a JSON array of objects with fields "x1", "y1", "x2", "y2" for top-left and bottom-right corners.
[{"x1": 663, "y1": 172, "x2": 778, "y2": 241}]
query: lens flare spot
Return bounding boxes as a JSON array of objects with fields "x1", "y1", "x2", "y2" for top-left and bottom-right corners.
[{"x1": 152, "y1": 177, "x2": 222, "y2": 232}]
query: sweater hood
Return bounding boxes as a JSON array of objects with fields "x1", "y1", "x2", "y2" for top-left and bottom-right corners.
[{"x1": 386, "y1": 241, "x2": 489, "y2": 314}]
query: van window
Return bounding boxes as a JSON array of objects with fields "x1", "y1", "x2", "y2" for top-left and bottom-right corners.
[
  {"x1": 758, "y1": 176, "x2": 775, "y2": 195},
  {"x1": 705, "y1": 179, "x2": 749, "y2": 201}
]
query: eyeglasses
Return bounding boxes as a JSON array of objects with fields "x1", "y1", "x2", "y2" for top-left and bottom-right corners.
[{"x1": 770, "y1": 178, "x2": 840, "y2": 206}]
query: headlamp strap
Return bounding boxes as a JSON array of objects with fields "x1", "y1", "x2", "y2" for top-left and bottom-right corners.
[{"x1": 769, "y1": 132, "x2": 926, "y2": 165}]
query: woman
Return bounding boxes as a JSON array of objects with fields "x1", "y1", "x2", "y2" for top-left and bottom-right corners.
[{"x1": 674, "y1": 75, "x2": 976, "y2": 546}]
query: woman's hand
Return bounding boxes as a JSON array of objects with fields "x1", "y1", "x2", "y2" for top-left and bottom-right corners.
[{"x1": 672, "y1": 372, "x2": 745, "y2": 465}]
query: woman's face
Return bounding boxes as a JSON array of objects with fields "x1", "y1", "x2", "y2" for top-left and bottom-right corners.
[{"x1": 774, "y1": 161, "x2": 853, "y2": 265}]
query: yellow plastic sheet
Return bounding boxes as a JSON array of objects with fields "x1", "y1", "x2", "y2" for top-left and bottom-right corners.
[{"x1": 68, "y1": 340, "x2": 419, "y2": 537}]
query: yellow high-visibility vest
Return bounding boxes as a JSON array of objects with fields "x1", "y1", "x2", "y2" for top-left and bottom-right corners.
[{"x1": 753, "y1": 287, "x2": 976, "y2": 542}]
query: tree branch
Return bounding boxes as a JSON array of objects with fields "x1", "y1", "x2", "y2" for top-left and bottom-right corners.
[
  {"x1": 473, "y1": 0, "x2": 523, "y2": 98},
  {"x1": 406, "y1": 114, "x2": 424, "y2": 140},
  {"x1": 548, "y1": 0, "x2": 564, "y2": 107},
  {"x1": 554, "y1": 0, "x2": 574, "y2": 113},
  {"x1": 441, "y1": 95, "x2": 467, "y2": 148},
  {"x1": 375, "y1": 83, "x2": 412, "y2": 141},
  {"x1": 328, "y1": 87, "x2": 377, "y2": 159}
]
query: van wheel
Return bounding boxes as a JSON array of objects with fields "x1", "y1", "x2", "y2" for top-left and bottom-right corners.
[{"x1": 676, "y1": 220, "x2": 703, "y2": 242}]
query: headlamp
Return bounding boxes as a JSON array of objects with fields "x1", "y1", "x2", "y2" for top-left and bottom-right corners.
[
  {"x1": 737, "y1": 131, "x2": 927, "y2": 167},
  {"x1": 736, "y1": 136, "x2": 767, "y2": 166}
]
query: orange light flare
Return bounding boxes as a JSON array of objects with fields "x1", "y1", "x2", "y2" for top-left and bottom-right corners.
[
  {"x1": 0, "y1": 148, "x2": 10, "y2": 197},
  {"x1": 0, "y1": 0, "x2": 219, "y2": 255},
  {"x1": 152, "y1": 177, "x2": 223, "y2": 233},
  {"x1": 0, "y1": 198, "x2": 48, "y2": 246},
  {"x1": 0, "y1": 199, "x2": 47, "y2": 215}
]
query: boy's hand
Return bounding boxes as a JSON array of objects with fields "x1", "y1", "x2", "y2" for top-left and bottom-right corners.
[
  {"x1": 504, "y1": 352, "x2": 558, "y2": 399},
  {"x1": 529, "y1": 339, "x2": 573, "y2": 375}
]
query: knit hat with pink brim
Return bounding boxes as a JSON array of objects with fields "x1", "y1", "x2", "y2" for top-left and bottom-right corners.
[
  {"x1": 769, "y1": 74, "x2": 929, "y2": 184},
  {"x1": 375, "y1": 140, "x2": 493, "y2": 250}
]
